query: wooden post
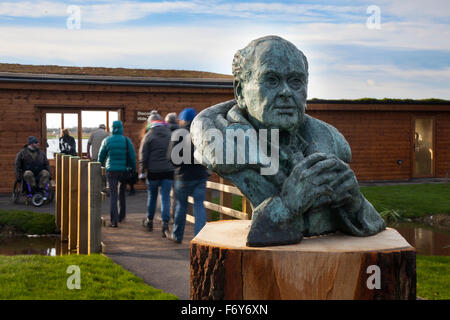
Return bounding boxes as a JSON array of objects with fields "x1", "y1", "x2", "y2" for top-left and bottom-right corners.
[
  {"x1": 242, "y1": 197, "x2": 252, "y2": 220},
  {"x1": 69, "y1": 156, "x2": 79, "y2": 251},
  {"x1": 55, "y1": 153, "x2": 62, "y2": 233},
  {"x1": 77, "y1": 159, "x2": 89, "y2": 255},
  {"x1": 219, "y1": 177, "x2": 233, "y2": 220},
  {"x1": 88, "y1": 162, "x2": 102, "y2": 254},
  {"x1": 191, "y1": 221, "x2": 417, "y2": 300},
  {"x1": 60, "y1": 155, "x2": 71, "y2": 242}
]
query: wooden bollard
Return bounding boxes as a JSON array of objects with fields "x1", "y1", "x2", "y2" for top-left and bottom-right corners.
[
  {"x1": 55, "y1": 154, "x2": 62, "y2": 233},
  {"x1": 88, "y1": 162, "x2": 102, "y2": 254},
  {"x1": 78, "y1": 160, "x2": 89, "y2": 255},
  {"x1": 60, "y1": 155, "x2": 71, "y2": 242},
  {"x1": 69, "y1": 156, "x2": 80, "y2": 251}
]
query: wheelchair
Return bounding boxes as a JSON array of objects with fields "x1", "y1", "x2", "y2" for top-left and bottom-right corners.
[{"x1": 11, "y1": 178, "x2": 55, "y2": 207}]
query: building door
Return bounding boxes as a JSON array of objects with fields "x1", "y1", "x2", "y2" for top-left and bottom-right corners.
[{"x1": 412, "y1": 117, "x2": 435, "y2": 178}]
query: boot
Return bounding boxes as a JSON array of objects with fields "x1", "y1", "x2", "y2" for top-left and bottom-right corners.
[
  {"x1": 142, "y1": 218, "x2": 153, "y2": 231},
  {"x1": 161, "y1": 221, "x2": 169, "y2": 238}
]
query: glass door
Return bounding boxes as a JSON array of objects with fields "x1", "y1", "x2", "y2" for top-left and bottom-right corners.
[{"x1": 413, "y1": 117, "x2": 435, "y2": 177}]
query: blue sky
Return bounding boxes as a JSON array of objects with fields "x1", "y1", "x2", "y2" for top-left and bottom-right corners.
[{"x1": 0, "y1": 0, "x2": 449, "y2": 99}]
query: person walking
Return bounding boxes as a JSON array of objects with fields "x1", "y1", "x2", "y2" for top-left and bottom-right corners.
[
  {"x1": 166, "y1": 108, "x2": 209, "y2": 243},
  {"x1": 98, "y1": 120, "x2": 136, "y2": 227},
  {"x1": 139, "y1": 110, "x2": 174, "y2": 237},
  {"x1": 165, "y1": 112, "x2": 179, "y2": 132},
  {"x1": 59, "y1": 128, "x2": 77, "y2": 156},
  {"x1": 87, "y1": 124, "x2": 109, "y2": 161}
]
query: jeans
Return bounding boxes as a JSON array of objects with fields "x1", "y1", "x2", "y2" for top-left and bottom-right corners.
[
  {"x1": 107, "y1": 171, "x2": 126, "y2": 226},
  {"x1": 146, "y1": 179, "x2": 173, "y2": 223},
  {"x1": 173, "y1": 178, "x2": 207, "y2": 242}
]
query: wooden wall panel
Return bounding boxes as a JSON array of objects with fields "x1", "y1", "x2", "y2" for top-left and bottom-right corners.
[
  {"x1": 0, "y1": 80, "x2": 449, "y2": 193},
  {"x1": 436, "y1": 113, "x2": 450, "y2": 177},
  {"x1": 0, "y1": 84, "x2": 234, "y2": 192},
  {"x1": 307, "y1": 110, "x2": 412, "y2": 181}
]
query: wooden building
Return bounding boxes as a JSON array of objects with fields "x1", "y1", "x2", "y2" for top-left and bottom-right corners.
[
  {"x1": 307, "y1": 99, "x2": 450, "y2": 182},
  {"x1": 0, "y1": 64, "x2": 448, "y2": 193}
]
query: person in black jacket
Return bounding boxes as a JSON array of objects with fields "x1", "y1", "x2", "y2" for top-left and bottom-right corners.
[
  {"x1": 165, "y1": 108, "x2": 209, "y2": 243},
  {"x1": 139, "y1": 110, "x2": 174, "y2": 237},
  {"x1": 15, "y1": 136, "x2": 51, "y2": 191},
  {"x1": 59, "y1": 128, "x2": 77, "y2": 156}
]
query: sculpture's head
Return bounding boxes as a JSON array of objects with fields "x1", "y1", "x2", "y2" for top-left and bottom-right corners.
[{"x1": 232, "y1": 36, "x2": 308, "y2": 132}]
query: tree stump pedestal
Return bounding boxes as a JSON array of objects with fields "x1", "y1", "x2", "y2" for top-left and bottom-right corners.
[{"x1": 190, "y1": 220, "x2": 416, "y2": 300}]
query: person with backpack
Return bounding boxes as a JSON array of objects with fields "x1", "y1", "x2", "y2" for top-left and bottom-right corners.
[{"x1": 98, "y1": 120, "x2": 136, "y2": 228}]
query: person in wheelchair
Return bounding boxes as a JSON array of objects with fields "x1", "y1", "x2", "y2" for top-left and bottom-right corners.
[{"x1": 15, "y1": 136, "x2": 52, "y2": 194}]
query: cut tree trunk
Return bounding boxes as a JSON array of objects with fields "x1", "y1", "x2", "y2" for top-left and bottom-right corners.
[{"x1": 190, "y1": 220, "x2": 416, "y2": 300}]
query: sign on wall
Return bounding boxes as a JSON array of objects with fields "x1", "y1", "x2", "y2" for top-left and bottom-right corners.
[{"x1": 135, "y1": 110, "x2": 153, "y2": 122}]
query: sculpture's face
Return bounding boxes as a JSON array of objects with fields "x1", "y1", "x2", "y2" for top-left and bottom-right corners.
[{"x1": 238, "y1": 42, "x2": 308, "y2": 132}]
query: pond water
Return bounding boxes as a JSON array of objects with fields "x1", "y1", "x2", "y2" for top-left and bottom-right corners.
[
  {"x1": 393, "y1": 222, "x2": 450, "y2": 256},
  {"x1": 0, "y1": 235, "x2": 65, "y2": 256},
  {"x1": 0, "y1": 224, "x2": 449, "y2": 256}
]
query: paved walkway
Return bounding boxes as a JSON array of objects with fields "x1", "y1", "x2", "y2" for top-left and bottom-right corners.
[
  {"x1": 0, "y1": 190, "x2": 193, "y2": 300},
  {"x1": 101, "y1": 191, "x2": 194, "y2": 300}
]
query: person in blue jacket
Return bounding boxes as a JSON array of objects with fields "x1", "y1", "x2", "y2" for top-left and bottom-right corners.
[{"x1": 98, "y1": 120, "x2": 136, "y2": 227}]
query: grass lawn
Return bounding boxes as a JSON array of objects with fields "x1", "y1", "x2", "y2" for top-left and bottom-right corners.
[
  {"x1": 0, "y1": 254, "x2": 178, "y2": 300},
  {"x1": 417, "y1": 255, "x2": 450, "y2": 300},
  {"x1": 360, "y1": 183, "x2": 450, "y2": 218},
  {"x1": 0, "y1": 210, "x2": 56, "y2": 235}
]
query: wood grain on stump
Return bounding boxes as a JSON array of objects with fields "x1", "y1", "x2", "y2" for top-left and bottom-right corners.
[{"x1": 190, "y1": 220, "x2": 416, "y2": 300}]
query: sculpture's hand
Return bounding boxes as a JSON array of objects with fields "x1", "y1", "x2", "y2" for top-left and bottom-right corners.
[
  {"x1": 280, "y1": 153, "x2": 339, "y2": 215},
  {"x1": 327, "y1": 156, "x2": 362, "y2": 211}
]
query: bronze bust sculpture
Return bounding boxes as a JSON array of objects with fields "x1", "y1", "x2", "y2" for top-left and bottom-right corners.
[{"x1": 191, "y1": 36, "x2": 385, "y2": 247}]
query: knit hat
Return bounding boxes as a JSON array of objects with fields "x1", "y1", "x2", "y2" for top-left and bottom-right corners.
[
  {"x1": 165, "y1": 112, "x2": 177, "y2": 124},
  {"x1": 27, "y1": 136, "x2": 39, "y2": 145},
  {"x1": 147, "y1": 110, "x2": 162, "y2": 123},
  {"x1": 178, "y1": 108, "x2": 197, "y2": 122}
]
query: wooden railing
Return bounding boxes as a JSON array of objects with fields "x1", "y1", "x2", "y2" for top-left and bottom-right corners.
[
  {"x1": 55, "y1": 153, "x2": 104, "y2": 255},
  {"x1": 182, "y1": 177, "x2": 253, "y2": 224},
  {"x1": 56, "y1": 154, "x2": 251, "y2": 250}
]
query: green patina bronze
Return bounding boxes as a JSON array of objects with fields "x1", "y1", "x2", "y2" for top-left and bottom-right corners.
[{"x1": 191, "y1": 36, "x2": 386, "y2": 247}]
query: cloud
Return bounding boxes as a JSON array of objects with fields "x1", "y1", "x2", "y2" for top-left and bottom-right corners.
[
  {"x1": 0, "y1": 1, "x2": 66, "y2": 17},
  {"x1": 0, "y1": 0, "x2": 449, "y2": 25},
  {"x1": 0, "y1": 1, "x2": 448, "y2": 99},
  {"x1": 0, "y1": 1, "x2": 368, "y2": 24}
]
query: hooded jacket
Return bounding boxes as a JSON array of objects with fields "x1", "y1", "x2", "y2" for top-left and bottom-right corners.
[{"x1": 98, "y1": 120, "x2": 136, "y2": 172}]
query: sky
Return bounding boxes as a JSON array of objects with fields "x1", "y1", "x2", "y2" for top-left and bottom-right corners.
[{"x1": 0, "y1": 0, "x2": 449, "y2": 99}]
